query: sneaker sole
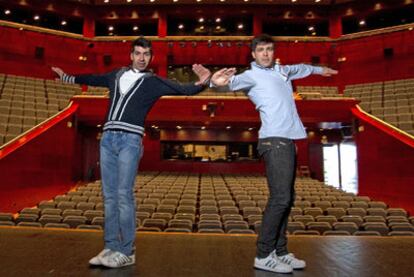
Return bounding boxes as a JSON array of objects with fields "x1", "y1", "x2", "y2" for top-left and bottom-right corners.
[
  {"x1": 254, "y1": 264, "x2": 293, "y2": 274},
  {"x1": 101, "y1": 261, "x2": 135, "y2": 268}
]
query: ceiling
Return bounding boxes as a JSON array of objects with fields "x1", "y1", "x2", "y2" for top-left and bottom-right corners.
[{"x1": 65, "y1": 0, "x2": 357, "y2": 6}]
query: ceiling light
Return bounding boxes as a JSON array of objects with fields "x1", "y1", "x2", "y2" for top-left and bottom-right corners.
[
  {"x1": 359, "y1": 20, "x2": 366, "y2": 26},
  {"x1": 104, "y1": 0, "x2": 109, "y2": 3},
  {"x1": 133, "y1": 25, "x2": 139, "y2": 31},
  {"x1": 226, "y1": 126, "x2": 231, "y2": 130},
  {"x1": 127, "y1": 0, "x2": 132, "y2": 2},
  {"x1": 201, "y1": 126, "x2": 206, "y2": 130},
  {"x1": 216, "y1": 26, "x2": 221, "y2": 30},
  {"x1": 178, "y1": 24, "x2": 184, "y2": 29},
  {"x1": 292, "y1": 0, "x2": 297, "y2": 2},
  {"x1": 308, "y1": 26, "x2": 314, "y2": 31},
  {"x1": 108, "y1": 26, "x2": 114, "y2": 31},
  {"x1": 315, "y1": 0, "x2": 321, "y2": 2},
  {"x1": 61, "y1": 20, "x2": 67, "y2": 26},
  {"x1": 198, "y1": 17, "x2": 204, "y2": 23},
  {"x1": 4, "y1": 9, "x2": 11, "y2": 15},
  {"x1": 176, "y1": 126, "x2": 182, "y2": 130},
  {"x1": 248, "y1": 127, "x2": 253, "y2": 131},
  {"x1": 34, "y1": 15, "x2": 40, "y2": 21},
  {"x1": 215, "y1": 18, "x2": 221, "y2": 23},
  {"x1": 173, "y1": 0, "x2": 178, "y2": 2},
  {"x1": 237, "y1": 24, "x2": 244, "y2": 29}
]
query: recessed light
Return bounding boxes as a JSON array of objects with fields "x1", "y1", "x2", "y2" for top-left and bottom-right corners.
[
  {"x1": 61, "y1": 20, "x2": 67, "y2": 26},
  {"x1": 34, "y1": 15, "x2": 40, "y2": 21},
  {"x1": 4, "y1": 9, "x2": 11, "y2": 15},
  {"x1": 215, "y1": 18, "x2": 221, "y2": 23}
]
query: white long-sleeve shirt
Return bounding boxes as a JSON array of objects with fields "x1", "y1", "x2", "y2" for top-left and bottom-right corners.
[{"x1": 228, "y1": 62, "x2": 324, "y2": 139}]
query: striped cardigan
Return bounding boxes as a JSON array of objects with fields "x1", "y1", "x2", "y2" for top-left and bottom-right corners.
[{"x1": 61, "y1": 67, "x2": 205, "y2": 136}]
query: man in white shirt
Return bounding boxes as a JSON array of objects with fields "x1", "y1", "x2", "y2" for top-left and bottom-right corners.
[{"x1": 211, "y1": 34, "x2": 337, "y2": 273}]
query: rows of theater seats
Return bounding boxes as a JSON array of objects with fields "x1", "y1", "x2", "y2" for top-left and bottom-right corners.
[
  {"x1": 344, "y1": 78, "x2": 414, "y2": 135},
  {"x1": 0, "y1": 173, "x2": 413, "y2": 236},
  {"x1": 0, "y1": 73, "x2": 107, "y2": 145},
  {"x1": 296, "y1": 86, "x2": 343, "y2": 99}
]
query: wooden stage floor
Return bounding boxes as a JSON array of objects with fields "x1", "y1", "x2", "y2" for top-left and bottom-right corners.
[{"x1": 0, "y1": 227, "x2": 413, "y2": 277}]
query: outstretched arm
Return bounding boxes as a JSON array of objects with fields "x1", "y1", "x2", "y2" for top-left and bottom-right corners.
[
  {"x1": 283, "y1": 64, "x2": 338, "y2": 80},
  {"x1": 51, "y1": 66, "x2": 111, "y2": 87},
  {"x1": 211, "y1": 68, "x2": 255, "y2": 92}
]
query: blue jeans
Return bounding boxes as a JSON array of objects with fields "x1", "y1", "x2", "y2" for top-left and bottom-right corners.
[
  {"x1": 256, "y1": 137, "x2": 296, "y2": 258},
  {"x1": 100, "y1": 130, "x2": 143, "y2": 256}
]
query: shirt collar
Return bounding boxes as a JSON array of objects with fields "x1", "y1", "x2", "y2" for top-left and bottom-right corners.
[{"x1": 251, "y1": 61, "x2": 275, "y2": 71}]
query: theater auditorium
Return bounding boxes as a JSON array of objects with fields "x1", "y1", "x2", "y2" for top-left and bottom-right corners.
[{"x1": 0, "y1": 0, "x2": 413, "y2": 276}]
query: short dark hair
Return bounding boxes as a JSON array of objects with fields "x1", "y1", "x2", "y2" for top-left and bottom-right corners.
[
  {"x1": 131, "y1": 37, "x2": 152, "y2": 54},
  {"x1": 251, "y1": 34, "x2": 274, "y2": 51}
]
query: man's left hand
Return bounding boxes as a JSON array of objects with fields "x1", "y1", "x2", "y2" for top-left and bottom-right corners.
[{"x1": 322, "y1": 67, "x2": 338, "y2": 77}]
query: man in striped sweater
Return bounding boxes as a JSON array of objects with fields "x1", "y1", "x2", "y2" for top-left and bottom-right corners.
[{"x1": 52, "y1": 37, "x2": 211, "y2": 268}]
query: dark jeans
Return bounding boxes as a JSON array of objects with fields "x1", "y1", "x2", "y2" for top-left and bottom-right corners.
[{"x1": 256, "y1": 137, "x2": 296, "y2": 258}]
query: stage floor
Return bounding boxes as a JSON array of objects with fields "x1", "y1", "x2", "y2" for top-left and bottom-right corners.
[{"x1": 0, "y1": 227, "x2": 413, "y2": 277}]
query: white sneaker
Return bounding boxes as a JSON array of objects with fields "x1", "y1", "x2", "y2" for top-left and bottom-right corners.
[
  {"x1": 99, "y1": 251, "x2": 135, "y2": 268},
  {"x1": 89, "y1": 249, "x2": 113, "y2": 266},
  {"x1": 276, "y1": 252, "x2": 306, "y2": 269},
  {"x1": 254, "y1": 253, "x2": 293, "y2": 274}
]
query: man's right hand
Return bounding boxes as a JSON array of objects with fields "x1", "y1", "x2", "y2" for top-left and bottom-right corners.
[
  {"x1": 210, "y1": 68, "x2": 237, "y2": 86},
  {"x1": 51, "y1": 67, "x2": 65, "y2": 78}
]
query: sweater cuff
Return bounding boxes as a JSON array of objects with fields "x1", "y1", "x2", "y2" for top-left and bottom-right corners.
[{"x1": 62, "y1": 73, "x2": 76, "y2": 84}]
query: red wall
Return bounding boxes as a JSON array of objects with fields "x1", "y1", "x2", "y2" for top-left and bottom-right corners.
[
  {"x1": 0, "y1": 104, "x2": 82, "y2": 213},
  {"x1": 335, "y1": 30, "x2": 414, "y2": 88},
  {"x1": 1, "y1": 25, "x2": 413, "y2": 87},
  {"x1": 353, "y1": 107, "x2": 414, "y2": 215}
]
